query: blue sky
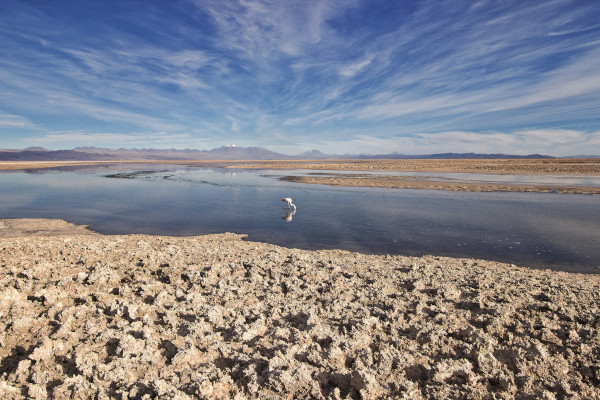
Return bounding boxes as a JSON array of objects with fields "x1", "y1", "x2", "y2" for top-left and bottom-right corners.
[{"x1": 1, "y1": 0, "x2": 599, "y2": 155}]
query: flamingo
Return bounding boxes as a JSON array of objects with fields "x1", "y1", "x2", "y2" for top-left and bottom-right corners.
[{"x1": 281, "y1": 197, "x2": 296, "y2": 210}]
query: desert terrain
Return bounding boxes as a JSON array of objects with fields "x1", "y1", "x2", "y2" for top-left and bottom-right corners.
[
  {"x1": 231, "y1": 158, "x2": 600, "y2": 175},
  {"x1": 1, "y1": 219, "x2": 599, "y2": 399}
]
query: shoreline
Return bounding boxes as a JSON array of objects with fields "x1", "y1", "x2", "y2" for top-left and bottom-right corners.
[{"x1": 1, "y1": 219, "x2": 599, "y2": 398}]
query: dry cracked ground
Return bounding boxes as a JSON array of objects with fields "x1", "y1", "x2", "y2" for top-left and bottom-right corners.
[{"x1": 0, "y1": 220, "x2": 599, "y2": 399}]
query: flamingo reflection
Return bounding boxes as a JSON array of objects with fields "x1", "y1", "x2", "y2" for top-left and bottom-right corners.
[{"x1": 282, "y1": 209, "x2": 296, "y2": 222}]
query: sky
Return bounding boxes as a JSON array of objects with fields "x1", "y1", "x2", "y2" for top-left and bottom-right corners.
[{"x1": 1, "y1": 0, "x2": 599, "y2": 156}]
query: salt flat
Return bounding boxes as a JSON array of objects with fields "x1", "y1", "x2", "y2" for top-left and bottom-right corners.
[{"x1": 1, "y1": 219, "x2": 598, "y2": 399}]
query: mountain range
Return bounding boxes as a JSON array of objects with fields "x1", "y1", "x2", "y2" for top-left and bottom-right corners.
[{"x1": 0, "y1": 145, "x2": 571, "y2": 161}]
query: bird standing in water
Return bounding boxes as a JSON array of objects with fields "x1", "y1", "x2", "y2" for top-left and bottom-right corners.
[{"x1": 281, "y1": 197, "x2": 296, "y2": 210}]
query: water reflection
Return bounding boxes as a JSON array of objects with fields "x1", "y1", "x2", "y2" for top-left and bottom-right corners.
[{"x1": 282, "y1": 209, "x2": 297, "y2": 222}]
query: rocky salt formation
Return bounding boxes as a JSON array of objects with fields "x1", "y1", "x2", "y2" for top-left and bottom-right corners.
[{"x1": 0, "y1": 219, "x2": 599, "y2": 399}]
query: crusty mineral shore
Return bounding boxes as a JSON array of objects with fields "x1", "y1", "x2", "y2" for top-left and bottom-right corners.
[
  {"x1": 1, "y1": 220, "x2": 599, "y2": 399},
  {"x1": 231, "y1": 159, "x2": 600, "y2": 175},
  {"x1": 0, "y1": 219, "x2": 96, "y2": 237},
  {"x1": 280, "y1": 174, "x2": 600, "y2": 195}
]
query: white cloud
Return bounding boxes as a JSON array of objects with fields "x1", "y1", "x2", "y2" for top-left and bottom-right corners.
[
  {"x1": 487, "y1": 51, "x2": 600, "y2": 112},
  {"x1": 228, "y1": 117, "x2": 242, "y2": 134},
  {"x1": 40, "y1": 131, "x2": 188, "y2": 143},
  {"x1": 164, "y1": 50, "x2": 210, "y2": 68},
  {"x1": 206, "y1": 1, "x2": 315, "y2": 55},
  {"x1": 413, "y1": 129, "x2": 600, "y2": 156},
  {"x1": 322, "y1": 2, "x2": 600, "y2": 127},
  {"x1": 305, "y1": 129, "x2": 600, "y2": 156},
  {"x1": 305, "y1": 135, "x2": 418, "y2": 155},
  {"x1": 42, "y1": 92, "x2": 185, "y2": 132},
  {"x1": 0, "y1": 114, "x2": 37, "y2": 128},
  {"x1": 34, "y1": 130, "x2": 211, "y2": 149},
  {"x1": 339, "y1": 55, "x2": 373, "y2": 78},
  {"x1": 355, "y1": 95, "x2": 462, "y2": 120}
]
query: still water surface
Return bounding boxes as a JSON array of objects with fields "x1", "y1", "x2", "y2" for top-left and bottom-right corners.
[{"x1": 1, "y1": 164, "x2": 599, "y2": 273}]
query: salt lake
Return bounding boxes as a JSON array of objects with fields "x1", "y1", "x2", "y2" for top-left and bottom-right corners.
[{"x1": 1, "y1": 164, "x2": 599, "y2": 273}]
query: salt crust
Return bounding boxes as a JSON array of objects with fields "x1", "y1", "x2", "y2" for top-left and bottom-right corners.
[{"x1": 0, "y1": 219, "x2": 599, "y2": 399}]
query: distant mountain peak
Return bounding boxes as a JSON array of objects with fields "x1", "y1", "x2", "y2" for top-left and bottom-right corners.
[
  {"x1": 298, "y1": 149, "x2": 332, "y2": 159},
  {"x1": 23, "y1": 147, "x2": 48, "y2": 151},
  {"x1": 303, "y1": 149, "x2": 324, "y2": 155}
]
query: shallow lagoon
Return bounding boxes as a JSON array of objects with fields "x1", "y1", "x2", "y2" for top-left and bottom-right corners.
[{"x1": 1, "y1": 164, "x2": 599, "y2": 273}]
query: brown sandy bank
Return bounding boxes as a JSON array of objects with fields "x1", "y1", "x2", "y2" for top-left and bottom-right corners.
[
  {"x1": 1, "y1": 219, "x2": 599, "y2": 399},
  {"x1": 280, "y1": 174, "x2": 600, "y2": 195},
  {"x1": 231, "y1": 158, "x2": 600, "y2": 175},
  {"x1": 0, "y1": 219, "x2": 96, "y2": 237}
]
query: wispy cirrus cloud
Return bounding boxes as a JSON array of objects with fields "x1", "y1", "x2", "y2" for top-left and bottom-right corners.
[
  {"x1": 198, "y1": 0, "x2": 348, "y2": 58},
  {"x1": 485, "y1": 50, "x2": 600, "y2": 113},
  {"x1": 0, "y1": 0, "x2": 599, "y2": 154},
  {"x1": 301, "y1": 129, "x2": 600, "y2": 156},
  {"x1": 414, "y1": 129, "x2": 600, "y2": 156},
  {"x1": 338, "y1": 55, "x2": 374, "y2": 78},
  {"x1": 35, "y1": 130, "x2": 210, "y2": 149},
  {"x1": 0, "y1": 114, "x2": 37, "y2": 128}
]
